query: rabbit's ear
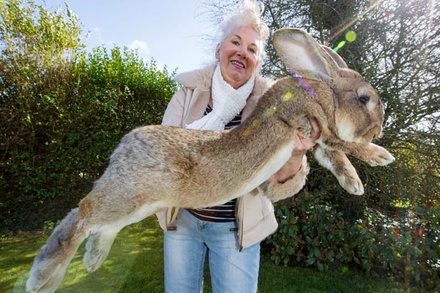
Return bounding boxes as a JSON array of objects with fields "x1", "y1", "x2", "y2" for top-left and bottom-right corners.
[
  {"x1": 273, "y1": 28, "x2": 341, "y2": 81},
  {"x1": 321, "y1": 45, "x2": 348, "y2": 68}
]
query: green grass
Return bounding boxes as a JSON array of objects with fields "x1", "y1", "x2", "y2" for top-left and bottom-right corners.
[{"x1": 1, "y1": 218, "x2": 427, "y2": 293}]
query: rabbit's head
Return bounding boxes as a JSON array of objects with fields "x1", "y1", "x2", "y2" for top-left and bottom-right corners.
[{"x1": 273, "y1": 28, "x2": 385, "y2": 145}]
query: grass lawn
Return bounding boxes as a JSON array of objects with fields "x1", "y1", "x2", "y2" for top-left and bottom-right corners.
[{"x1": 1, "y1": 218, "x2": 427, "y2": 293}]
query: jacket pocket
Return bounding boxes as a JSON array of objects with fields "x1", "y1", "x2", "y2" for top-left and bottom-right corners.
[{"x1": 236, "y1": 189, "x2": 278, "y2": 249}]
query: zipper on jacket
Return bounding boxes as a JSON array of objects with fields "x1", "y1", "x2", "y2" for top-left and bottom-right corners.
[{"x1": 236, "y1": 198, "x2": 244, "y2": 251}]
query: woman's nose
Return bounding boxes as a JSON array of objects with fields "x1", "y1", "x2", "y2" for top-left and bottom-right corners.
[{"x1": 237, "y1": 48, "x2": 247, "y2": 59}]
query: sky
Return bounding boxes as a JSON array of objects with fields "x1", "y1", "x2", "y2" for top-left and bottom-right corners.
[{"x1": 39, "y1": 0, "x2": 218, "y2": 74}]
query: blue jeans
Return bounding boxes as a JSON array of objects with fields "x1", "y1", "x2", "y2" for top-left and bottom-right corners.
[{"x1": 164, "y1": 209, "x2": 260, "y2": 293}]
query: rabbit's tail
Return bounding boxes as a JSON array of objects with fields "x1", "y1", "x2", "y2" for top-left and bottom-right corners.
[{"x1": 26, "y1": 208, "x2": 86, "y2": 293}]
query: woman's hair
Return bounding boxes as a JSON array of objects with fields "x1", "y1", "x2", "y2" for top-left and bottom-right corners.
[{"x1": 217, "y1": 0, "x2": 269, "y2": 65}]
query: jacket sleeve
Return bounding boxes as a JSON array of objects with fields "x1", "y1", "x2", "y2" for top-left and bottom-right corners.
[
  {"x1": 258, "y1": 155, "x2": 309, "y2": 202},
  {"x1": 161, "y1": 87, "x2": 187, "y2": 127}
]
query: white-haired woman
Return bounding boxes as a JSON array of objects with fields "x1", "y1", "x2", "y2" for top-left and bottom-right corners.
[{"x1": 157, "y1": 1, "x2": 320, "y2": 292}]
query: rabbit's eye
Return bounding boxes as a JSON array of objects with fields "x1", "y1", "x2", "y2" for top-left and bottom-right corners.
[{"x1": 359, "y1": 95, "x2": 369, "y2": 105}]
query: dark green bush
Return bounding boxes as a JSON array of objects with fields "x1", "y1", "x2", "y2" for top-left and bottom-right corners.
[
  {"x1": 264, "y1": 189, "x2": 349, "y2": 271},
  {"x1": 0, "y1": 47, "x2": 177, "y2": 231},
  {"x1": 0, "y1": 0, "x2": 177, "y2": 231},
  {"x1": 264, "y1": 190, "x2": 440, "y2": 290}
]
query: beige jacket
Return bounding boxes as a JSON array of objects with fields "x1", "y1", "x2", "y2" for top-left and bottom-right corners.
[{"x1": 156, "y1": 64, "x2": 309, "y2": 249}]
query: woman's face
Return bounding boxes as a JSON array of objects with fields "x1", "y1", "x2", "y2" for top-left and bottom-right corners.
[{"x1": 216, "y1": 26, "x2": 261, "y2": 89}]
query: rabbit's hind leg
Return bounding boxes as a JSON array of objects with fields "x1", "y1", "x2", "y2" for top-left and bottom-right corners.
[
  {"x1": 26, "y1": 208, "x2": 86, "y2": 293},
  {"x1": 81, "y1": 198, "x2": 168, "y2": 273},
  {"x1": 83, "y1": 227, "x2": 122, "y2": 272}
]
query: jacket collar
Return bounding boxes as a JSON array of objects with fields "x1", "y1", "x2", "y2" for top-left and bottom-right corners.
[
  {"x1": 174, "y1": 64, "x2": 273, "y2": 121},
  {"x1": 174, "y1": 64, "x2": 272, "y2": 96},
  {"x1": 174, "y1": 64, "x2": 216, "y2": 91}
]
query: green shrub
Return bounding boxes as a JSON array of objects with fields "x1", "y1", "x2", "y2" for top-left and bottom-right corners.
[
  {"x1": 264, "y1": 190, "x2": 440, "y2": 290},
  {"x1": 265, "y1": 190, "x2": 349, "y2": 271},
  {"x1": 0, "y1": 48, "x2": 177, "y2": 231},
  {"x1": 0, "y1": 0, "x2": 177, "y2": 231}
]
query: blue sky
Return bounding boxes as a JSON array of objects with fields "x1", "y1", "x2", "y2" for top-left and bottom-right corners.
[{"x1": 40, "y1": 0, "x2": 217, "y2": 73}]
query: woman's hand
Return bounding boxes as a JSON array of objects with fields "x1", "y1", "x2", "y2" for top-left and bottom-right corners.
[{"x1": 274, "y1": 118, "x2": 321, "y2": 183}]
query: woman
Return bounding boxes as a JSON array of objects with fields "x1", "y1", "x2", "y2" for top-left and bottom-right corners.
[{"x1": 156, "y1": 1, "x2": 320, "y2": 292}]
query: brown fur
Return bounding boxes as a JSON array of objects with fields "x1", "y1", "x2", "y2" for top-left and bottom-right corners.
[{"x1": 26, "y1": 29, "x2": 394, "y2": 293}]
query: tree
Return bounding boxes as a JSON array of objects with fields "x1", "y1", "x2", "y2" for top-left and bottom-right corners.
[
  {"x1": 0, "y1": 0, "x2": 85, "y2": 230},
  {"x1": 204, "y1": 0, "x2": 440, "y2": 215},
  {"x1": 0, "y1": 0, "x2": 177, "y2": 231},
  {"x1": 336, "y1": 0, "x2": 440, "y2": 210},
  {"x1": 204, "y1": 1, "x2": 440, "y2": 286}
]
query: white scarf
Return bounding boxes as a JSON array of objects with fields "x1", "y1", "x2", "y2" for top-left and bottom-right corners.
[{"x1": 186, "y1": 65, "x2": 255, "y2": 130}]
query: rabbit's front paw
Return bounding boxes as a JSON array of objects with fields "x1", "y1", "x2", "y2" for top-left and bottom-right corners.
[
  {"x1": 365, "y1": 144, "x2": 395, "y2": 166},
  {"x1": 314, "y1": 146, "x2": 365, "y2": 195},
  {"x1": 336, "y1": 171, "x2": 364, "y2": 195}
]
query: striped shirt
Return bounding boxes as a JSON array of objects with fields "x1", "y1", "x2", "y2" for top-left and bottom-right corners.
[{"x1": 187, "y1": 104, "x2": 242, "y2": 222}]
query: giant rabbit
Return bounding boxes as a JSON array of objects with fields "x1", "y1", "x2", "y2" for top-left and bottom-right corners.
[{"x1": 27, "y1": 28, "x2": 394, "y2": 293}]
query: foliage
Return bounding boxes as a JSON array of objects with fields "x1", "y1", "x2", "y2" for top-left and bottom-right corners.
[
  {"x1": 259, "y1": 0, "x2": 440, "y2": 214},
  {"x1": 0, "y1": 219, "x2": 429, "y2": 293},
  {"x1": 206, "y1": 2, "x2": 439, "y2": 288},
  {"x1": 340, "y1": 0, "x2": 440, "y2": 212},
  {"x1": 1, "y1": 0, "x2": 439, "y2": 290},
  {"x1": 205, "y1": 0, "x2": 440, "y2": 213},
  {"x1": 264, "y1": 189, "x2": 440, "y2": 290},
  {"x1": 0, "y1": 0, "x2": 177, "y2": 231}
]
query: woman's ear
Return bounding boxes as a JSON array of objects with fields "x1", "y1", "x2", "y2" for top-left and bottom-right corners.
[{"x1": 215, "y1": 44, "x2": 220, "y2": 60}]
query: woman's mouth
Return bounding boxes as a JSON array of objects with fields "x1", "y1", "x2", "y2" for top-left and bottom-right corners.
[{"x1": 231, "y1": 60, "x2": 245, "y2": 69}]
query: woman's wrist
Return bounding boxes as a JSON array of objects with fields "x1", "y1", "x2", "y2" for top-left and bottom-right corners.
[
  {"x1": 276, "y1": 165, "x2": 302, "y2": 183},
  {"x1": 274, "y1": 153, "x2": 306, "y2": 183}
]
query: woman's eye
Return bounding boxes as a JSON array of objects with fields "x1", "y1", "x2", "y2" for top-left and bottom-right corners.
[
  {"x1": 232, "y1": 40, "x2": 240, "y2": 45},
  {"x1": 249, "y1": 48, "x2": 256, "y2": 54}
]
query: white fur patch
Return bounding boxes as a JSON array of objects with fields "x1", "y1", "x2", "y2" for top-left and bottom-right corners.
[
  {"x1": 314, "y1": 145, "x2": 335, "y2": 171},
  {"x1": 367, "y1": 100, "x2": 374, "y2": 112},
  {"x1": 336, "y1": 119, "x2": 361, "y2": 143},
  {"x1": 238, "y1": 142, "x2": 295, "y2": 196},
  {"x1": 200, "y1": 142, "x2": 296, "y2": 207},
  {"x1": 98, "y1": 201, "x2": 168, "y2": 233}
]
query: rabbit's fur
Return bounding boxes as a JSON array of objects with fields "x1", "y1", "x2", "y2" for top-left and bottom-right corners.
[{"x1": 26, "y1": 28, "x2": 394, "y2": 293}]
